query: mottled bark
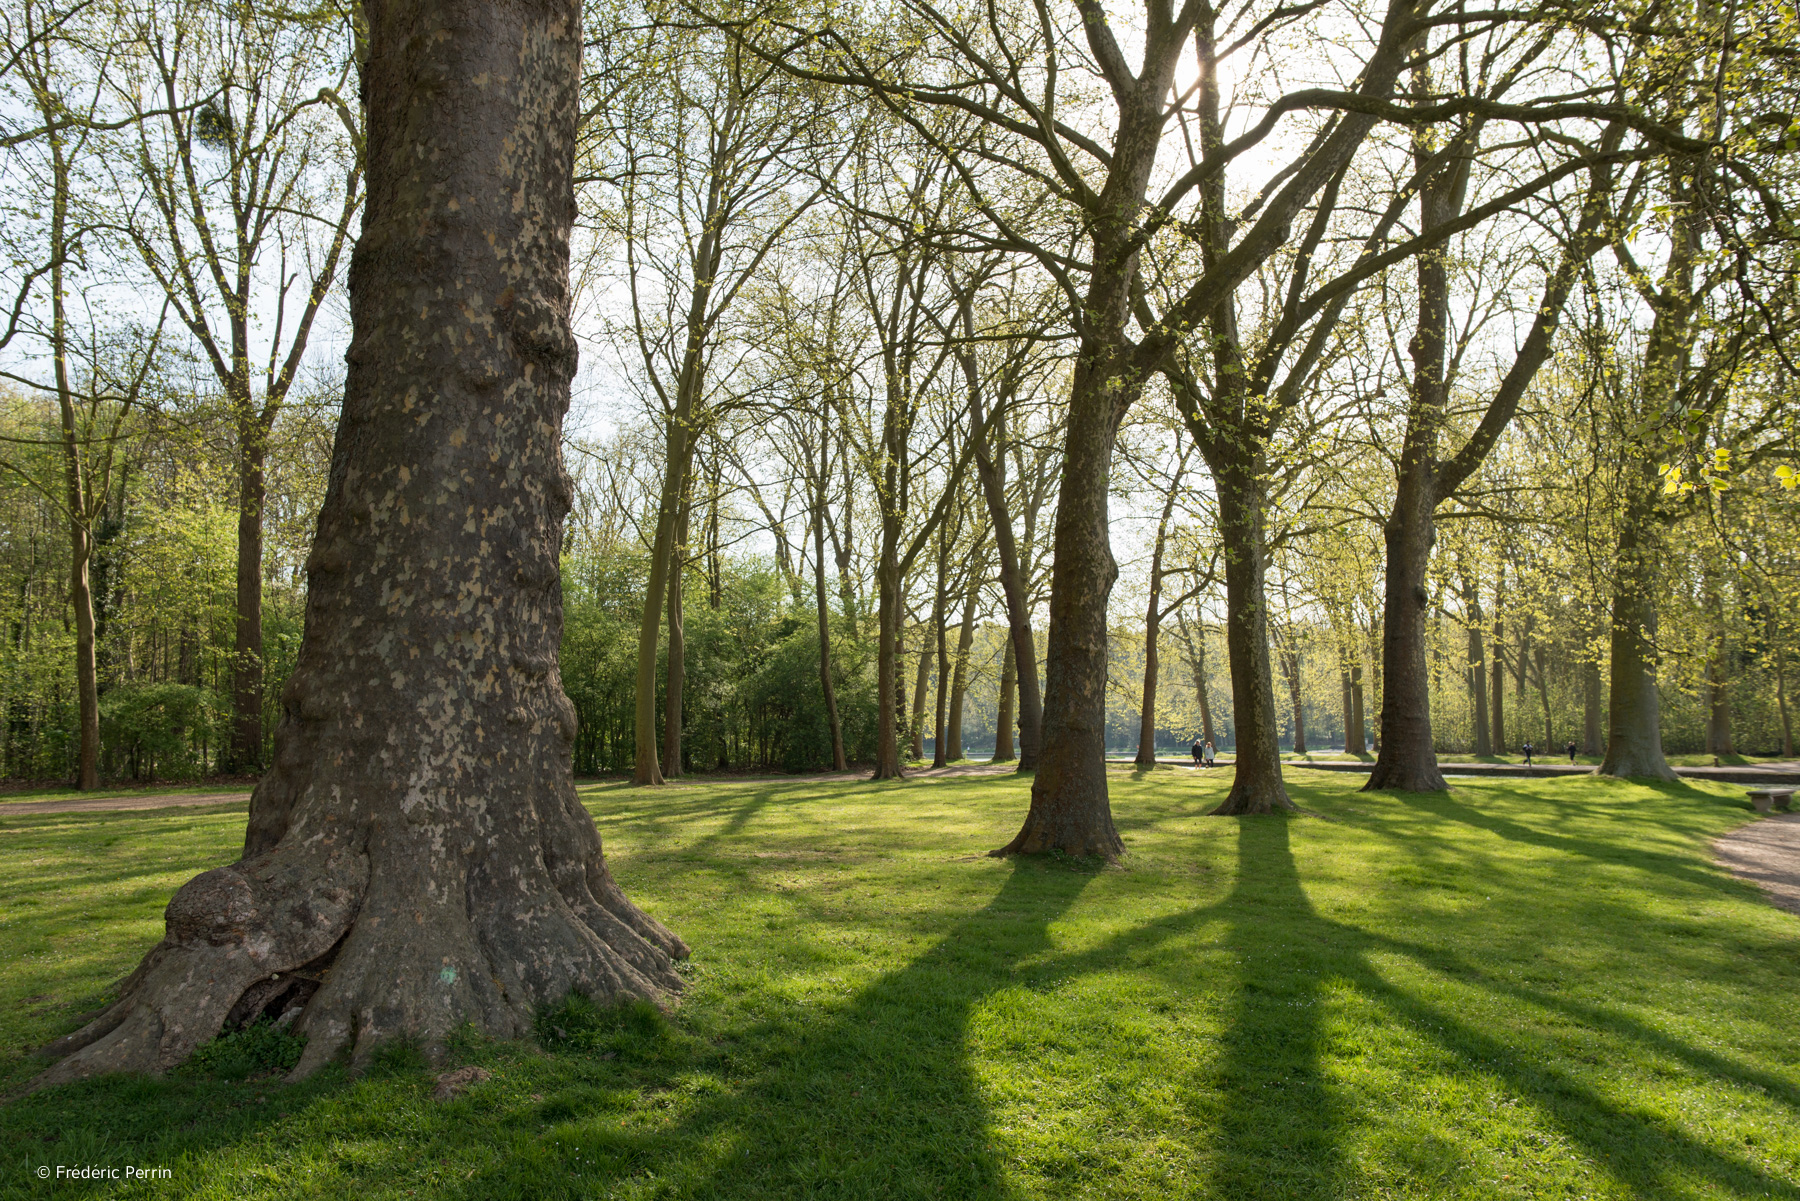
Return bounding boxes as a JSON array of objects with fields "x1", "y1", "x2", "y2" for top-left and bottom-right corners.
[{"x1": 34, "y1": 0, "x2": 685, "y2": 1087}]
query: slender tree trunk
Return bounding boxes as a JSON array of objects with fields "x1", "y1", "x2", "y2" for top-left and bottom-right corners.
[
  {"x1": 1208, "y1": 456, "x2": 1292, "y2": 814},
  {"x1": 993, "y1": 634, "x2": 1016, "y2": 762},
  {"x1": 813, "y1": 445, "x2": 846, "y2": 771},
  {"x1": 946, "y1": 585, "x2": 976, "y2": 761},
  {"x1": 1135, "y1": 466, "x2": 1183, "y2": 768},
  {"x1": 1349, "y1": 662, "x2": 1366, "y2": 755},
  {"x1": 1464, "y1": 577, "x2": 1492, "y2": 756},
  {"x1": 1777, "y1": 640, "x2": 1794, "y2": 758},
  {"x1": 1283, "y1": 648, "x2": 1308, "y2": 755},
  {"x1": 1705, "y1": 619, "x2": 1733, "y2": 757},
  {"x1": 1536, "y1": 644, "x2": 1553, "y2": 751},
  {"x1": 1491, "y1": 589, "x2": 1507, "y2": 754},
  {"x1": 932, "y1": 541, "x2": 952, "y2": 767},
  {"x1": 48, "y1": 149, "x2": 99, "y2": 791},
  {"x1": 37, "y1": 0, "x2": 685, "y2": 1087},
  {"x1": 1339, "y1": 667, "x2": 1353, "y2": 752},
  {"x1": 1178, "y1": 613, "x2": 1216, "y2": 748},
  {"x1": 911, "y1": 611, "x2": 932, "y2": 761},
  {"x1": 662, "y1": 500, "x2": 688, "y2": 779},
  {"x1": 873, "y1": 552, "x2": 903, "y2": 778},
  {"x1": 1583, "y1": 657, "x2": 1603, "y2": 756},
  {"x1": 971, "y1": 401, "x2": 1042, "y2": 769}
]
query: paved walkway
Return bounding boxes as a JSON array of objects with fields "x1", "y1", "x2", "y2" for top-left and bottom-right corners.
[{"x1": 1715, "y1": 813, "x2": 1800, "y2": 918}]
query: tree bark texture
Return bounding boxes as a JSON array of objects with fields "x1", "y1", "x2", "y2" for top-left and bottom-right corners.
[
  {"x1": 1209, "y1": 458, "x2": 1293, "y2": 814},
  {"x1": 35, "y1": 0, "x2": 686, "y2": 1087},
  {"x1": 1599, "y1": 474, "x2": 1677, "y2": 779},
  {"x1": 991, "y1": 338, "x2": 1130, "y2": 857},
  {"x1": 1349, "y1": 662, "x2": 1366, "y2": 756},
  {"x1": 1491, "y1": 598, "x2": 1506, "y2": 754},
  {"x1": 1583, "y1": 657, "x2": 1603, "y2": 756}
]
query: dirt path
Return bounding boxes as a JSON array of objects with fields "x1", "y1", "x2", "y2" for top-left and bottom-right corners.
[
  {"x1": 0, "y1": 791, "x2": 252, "y2": 816},
  {"x1": 1715, "y1": 813, "x2": 1800, "y2": 918}
]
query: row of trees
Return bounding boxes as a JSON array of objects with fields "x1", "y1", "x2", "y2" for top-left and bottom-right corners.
[{"x1": 2, "y1": 0, "x2": 1797, "y2": 830}]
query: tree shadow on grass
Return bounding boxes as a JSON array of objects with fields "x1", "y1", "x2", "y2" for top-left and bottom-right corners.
[
  {"x1": 1063, "y1": 815, "x2": 1800, "y2": 1199},
  {"x1": 455, "y1": 857, "x2": 1103, "y2": 1200}
]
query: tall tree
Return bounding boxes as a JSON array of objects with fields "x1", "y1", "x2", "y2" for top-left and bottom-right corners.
[
  {"x1": 36, "y1": 0, "x2": 684, "y2": 1086},
  {"x1": 111, "y1": 0, "x2": 363, "y2": 769}
]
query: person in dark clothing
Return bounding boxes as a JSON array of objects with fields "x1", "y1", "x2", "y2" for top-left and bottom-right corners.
[
  {"x1": 1566, "y1": 740, "x2": 1578, "y2": 764},
  {"x1": 1522, "y1": 742, "x2": 1534, "y2": 766},
  {"x1": 1192, "y1": 739, "x2": 1204, "y2": 767}
]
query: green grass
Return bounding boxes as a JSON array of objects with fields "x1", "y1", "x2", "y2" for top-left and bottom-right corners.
[{"x1": 2, "y1": 770, "x2": 1798, "y2": 1199}]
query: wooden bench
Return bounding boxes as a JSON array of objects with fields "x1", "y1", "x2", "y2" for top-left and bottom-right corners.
[{"x1": 1747, "y1": 789, "x2": 1795, "y2": 814}]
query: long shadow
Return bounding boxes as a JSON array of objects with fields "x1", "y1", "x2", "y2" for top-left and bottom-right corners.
[
  {"x1": 453, "y1": 858, "x2": 1102, "y2": 1199},
  {"x1": 1031, "y1": 818, "x2": 1800, "y2": 1199},
  {"x1": 1201, "y1": 817, "x2": 1349, "y2": 1196}
]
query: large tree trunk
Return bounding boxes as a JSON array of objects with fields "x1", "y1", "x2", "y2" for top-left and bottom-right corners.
[
  {"x1": 229, "y1": 431, "x2": 267, "y2": 770},
  {"x1": 1208, "y1": 457, "x2": 1293, "y2": 814},
  {"x1": 1599, "y1": 476, "x2": 1676, "y2": 779},
  {"x1": 34, "y1": 0, "x2": 685, "y2": 1087},
  {"x1": 991, "y1": 340, "x2": 1129, "y2": 857},
  {"x1": 993, "y1": 635, "x2": 1016, "y2": 762}
]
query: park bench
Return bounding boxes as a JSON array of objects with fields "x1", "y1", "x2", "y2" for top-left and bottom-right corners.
[{"x1": 1747, "y1": 789, "x2": 1795, "y2": 814}]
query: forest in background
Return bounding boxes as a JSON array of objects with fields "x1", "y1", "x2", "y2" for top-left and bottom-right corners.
[{"x1": 0, "y1": 0, "x2": 1795, "y2": 786}]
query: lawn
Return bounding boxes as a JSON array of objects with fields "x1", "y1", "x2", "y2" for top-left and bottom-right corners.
[{"x1": 2, "y1": 768, "x2": 1798, "y2": 1199}]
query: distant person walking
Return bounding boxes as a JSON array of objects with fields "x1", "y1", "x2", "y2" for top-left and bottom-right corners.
[
  {"x1": 1566, "y1": 740, "x2": 1578, "y2": 764},
  {"x1": 1192, "y1": 739, "x2": 1204, "y2": 767},
  {"x1": 1522, "y1": 742, "x2": 1535, "y2": 767},
  {"x1": 1204, "y1": 740, "x2": 1216, "y2": 767}
]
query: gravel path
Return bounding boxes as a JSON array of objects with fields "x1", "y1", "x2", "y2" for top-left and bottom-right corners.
[
  {"x1": 1715, "y1": 813, "x2": 1800, "y2": 918},
  {"x1": 0, "y1": 791, "x2": 251, "y2": 816}
]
